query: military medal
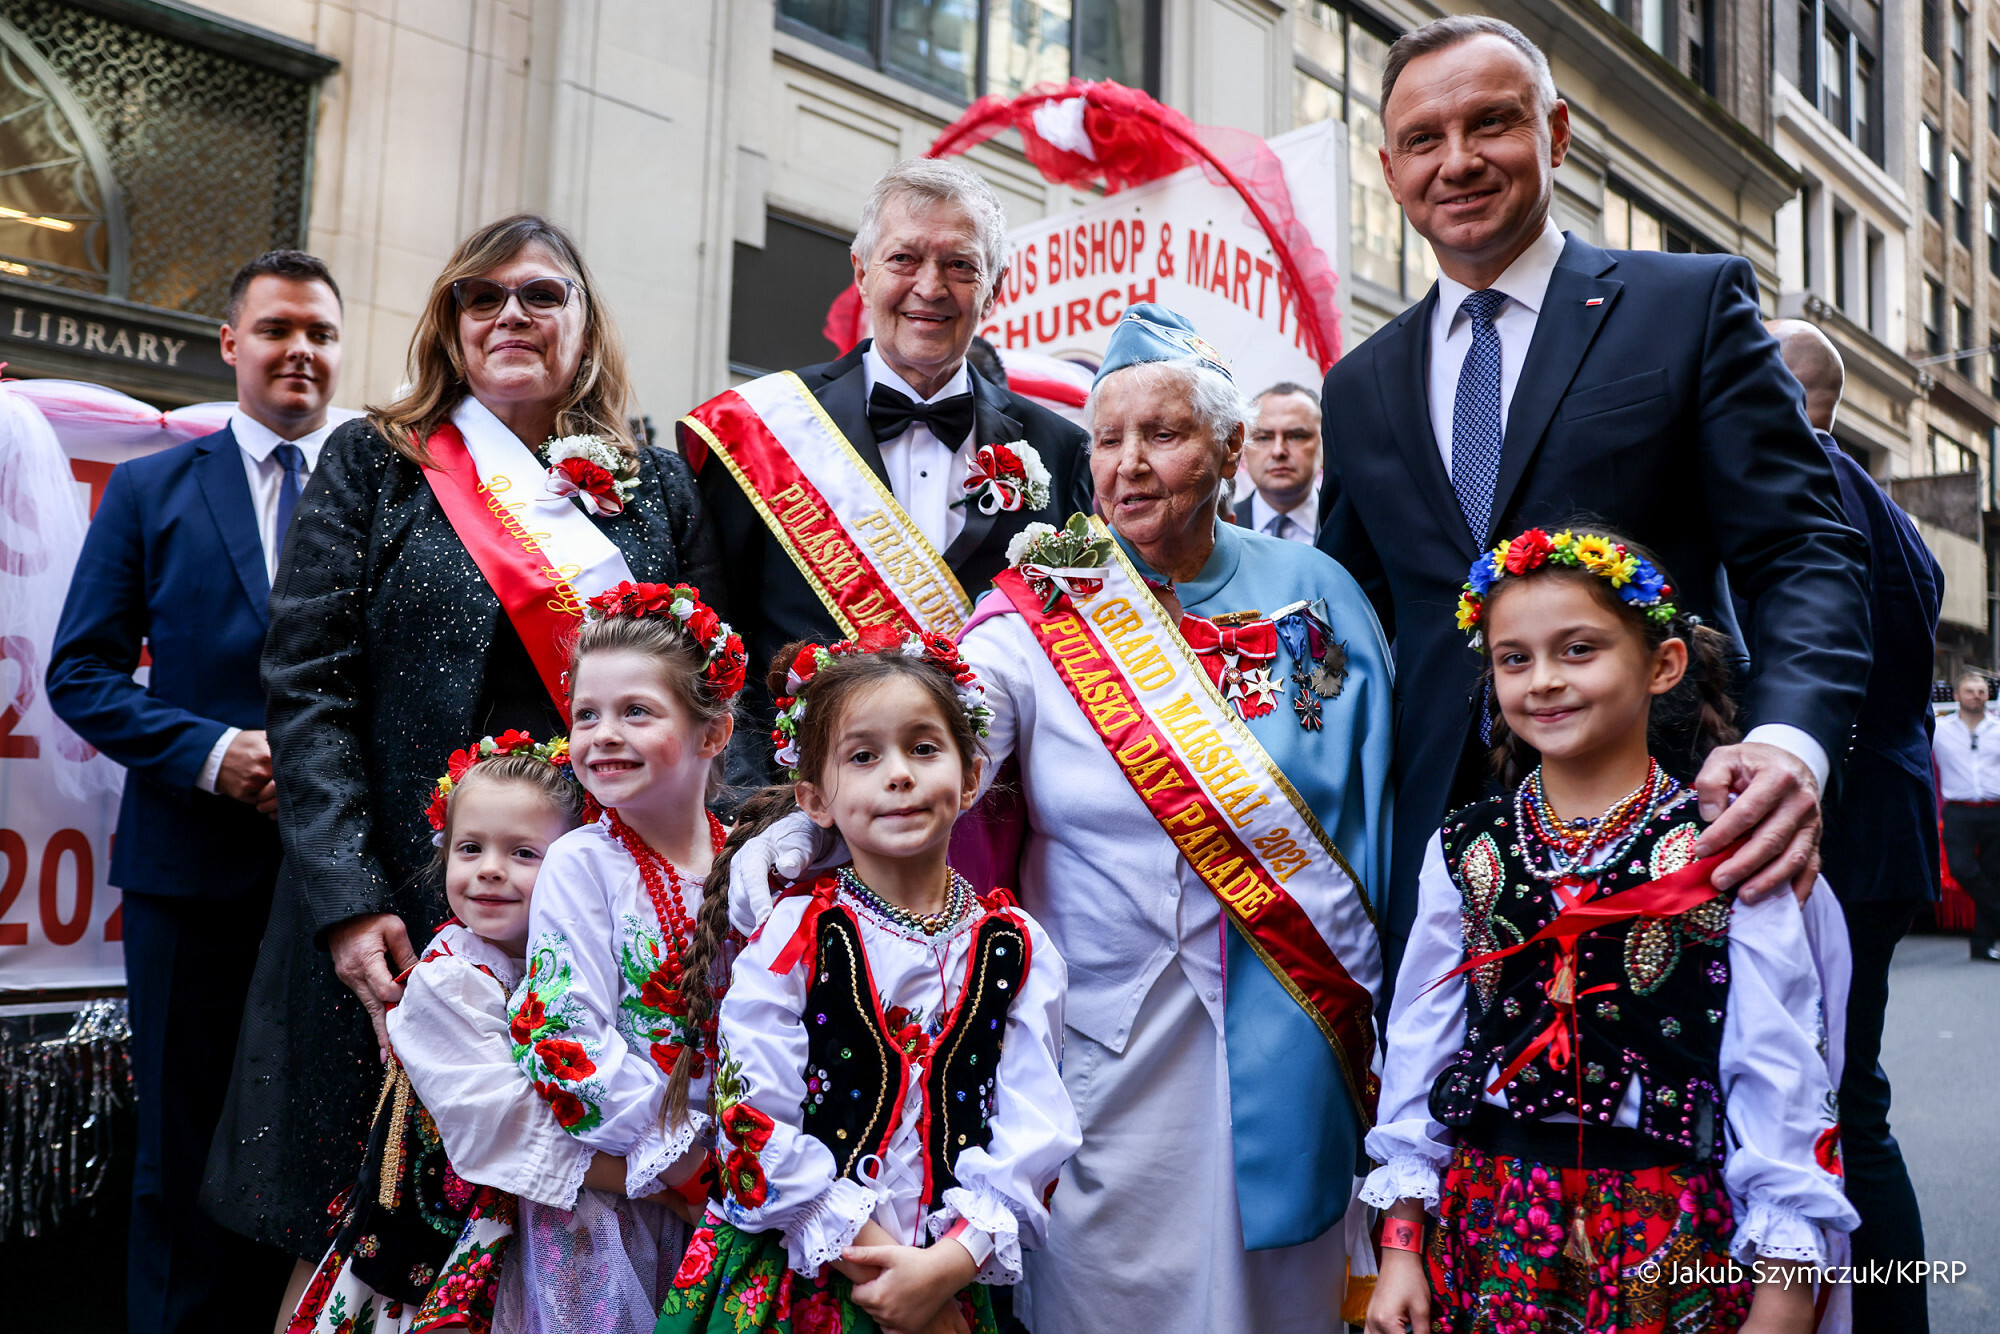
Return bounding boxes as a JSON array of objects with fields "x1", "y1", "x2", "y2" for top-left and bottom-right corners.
[
  {"x1": 1309, "y1": 640, "x2": 1348, "y2": 699},
  {"x1": 1291, "y1": 672, "x2": 1323, "y2": 730}
]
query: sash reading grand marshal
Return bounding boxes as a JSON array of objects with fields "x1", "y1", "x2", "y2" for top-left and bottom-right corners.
[
  {"x1": 993, "y1": 528, "x2": 1379, "y2": 1121},
  {"x1": 419, "y1": 396, "x2": 635, "y2": 718},
  {"x1": 679, "y1": 370, "x2": 972, "y2": 637}
]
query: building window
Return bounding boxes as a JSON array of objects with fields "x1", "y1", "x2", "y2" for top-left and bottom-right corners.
[
  {"x1": 1926, "y1": 277, "x2": 1946, "y2": 354},
  {"x1": 1924, "y1": 0, "x2": 1942, "y2": 66},
  {"x1": 1990, "y1": 47, "x2": 1999, "y2": 131},
  {"x1": 1832, "y1": 208, "x2": 1849, "y2": 312},
  {"x1": 1988, "y1": 191, "x2": 2000, "y2": 276},
  {"x1": 780, "y1": 0, "x2": 1158, "y2": 100},
  {"x1": 1797, "y1": 0, "x2": 1815, "y2": 95},
  {"x1": 1819, "y1": 16, "x2": 1848, "y2": 128},
  {"x1": 729, "y1": 215, "x2": 861, "y2": 375},
  {"x1": 1955, "y1": 300, "x2": 1973, "y2": 356},
  {"x1": 1865, "y1": 229, "x2": 1882, "y2": 332},
  {"x1": 1990, "y1": 330, "x2": 2000, "y2": 398},
  {"x1": 1953, "y1": 5, "x2": 1969, "y2": 95},
  {"x1": 1953, "y1": 151, "x2": 1972, "y2": 246},
  {"x1": 1292, "y1": 2, "x2": 1436, "y2": 301},
  {"x1": 1922, "y1": 121, "x2": 1943, "y2": 220},
  {"x1": 1933, "y1": 426, "x2": 1978, "y2": 474},
  {"x1": 1603, "y1": 181, "x2": 1710, "y2": 254}
]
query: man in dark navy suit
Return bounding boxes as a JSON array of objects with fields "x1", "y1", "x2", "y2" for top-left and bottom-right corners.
[
  {"x1": 1317, "y1": 17, "x2": 1869, "y2": 974},
  {"x1": 49, "y1": 250, "x2": 343, "y2": 1334},
  {"x1": 1767, "y1": 318, "x2": 1937, "y2": 1331},
  {"x1": 1234, "y1": 382, "x2": 1322, "y2": 541}
]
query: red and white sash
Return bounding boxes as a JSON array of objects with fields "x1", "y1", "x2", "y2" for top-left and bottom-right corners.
[
  {"x1": 420, "y1": 397, "x2": 634, "y2": 716},
  {"x1": 994, "y1": 526, "x2": 1379, "y2": 1112},
  {"x1": 679, "y1": 371, "x2": 971, "y2": 637}
]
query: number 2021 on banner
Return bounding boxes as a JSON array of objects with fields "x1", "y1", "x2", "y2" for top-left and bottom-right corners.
[{"x1": 0, "y1": 829, "x2": 120, "y2": 947}]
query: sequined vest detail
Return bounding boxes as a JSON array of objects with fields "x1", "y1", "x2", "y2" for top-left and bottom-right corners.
[
  {"x1": 799, "y1": 905, "x2": 1028, "y2": 1200},
  {"x1": 1429, "y1": 791, "x2": 1734, "y2": 1160}
]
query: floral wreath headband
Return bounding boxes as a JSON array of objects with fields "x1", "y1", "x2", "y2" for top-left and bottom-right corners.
[
  {"x1": 1456, "y1": 528, "x2": 1678, "y2": 648},
  {"x1": 427, "y1": 730, "x2": 579, "y2": 839},
  {"x1": 582, "y1": 581, "x2": 749, "y2": 702},
  {"x1": 770, "y1": 624, "x2": 995, "y2": 778}
]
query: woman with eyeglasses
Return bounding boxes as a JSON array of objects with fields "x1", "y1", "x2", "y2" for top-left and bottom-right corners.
[{"x1": 205, "y1": 215, "x2": 722, "y2": 1305}]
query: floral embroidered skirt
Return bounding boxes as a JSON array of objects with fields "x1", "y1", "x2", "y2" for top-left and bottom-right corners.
[
  {"x1": 655, "y1": 1221, "x2": 999, "y2": 1334},
  {"x1": 289, "y1": 1187, "x2": 516, "y2": 1334},
  {"x1": 1426, "y1": 1143, "x2": 1752, "y2": 1334}
]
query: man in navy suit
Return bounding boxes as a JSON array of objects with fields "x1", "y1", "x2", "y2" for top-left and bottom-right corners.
[
  {"x1": 1233, "y1": 382, "x2": 1321, "y2": 541},
  {"x1": 1767, "y1": 318, "x2": 1937, "y2": 1330},
  {"x1": 49, "y1": 250, "x2": 343, "y2": 1334},
  {"x1": 1316, "y1": 17, "x2": 1870, "y2": 973}
]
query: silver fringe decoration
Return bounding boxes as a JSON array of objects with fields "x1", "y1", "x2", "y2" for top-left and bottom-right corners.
[{"x1": 0, "y1": 999, "x2": 132, "y2": 1239}]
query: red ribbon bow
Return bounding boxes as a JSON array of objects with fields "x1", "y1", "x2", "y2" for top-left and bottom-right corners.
[
  {"x1": 1180, "y1": 614, "x2": 1280, "y2": 719},
  {"x1": 767, "y1": 875, "x2": 843, "y2": 976}
]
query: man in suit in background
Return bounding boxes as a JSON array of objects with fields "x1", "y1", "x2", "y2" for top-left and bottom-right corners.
[
  {"x1": 1234, "y1": 382, "x2": 1321, "y2": 541},
  {"x1": 1766, "y1": 317, "x2": 1937, "y2": 1331},
  {"x1": 689, "y1": 159, "x2": 1091, "y2": 784},
  {"x1": 48, "y1": 250, "x2": 343, "y2": 1334},
  {"x1": 1317, "y1": 16, "x2": 1870, "y2": 973}
]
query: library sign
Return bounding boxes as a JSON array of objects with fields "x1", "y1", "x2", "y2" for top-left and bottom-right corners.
[{"x1": 0, "y1": 280, "x2": 231, "y2": 394}]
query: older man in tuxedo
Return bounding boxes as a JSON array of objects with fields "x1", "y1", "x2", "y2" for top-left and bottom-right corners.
[
  {"x1": 1317, "y1": 17, "x2": 1870, "y2": 972},
  {"x1": 686, "y1": 159, "x2": 1092, "y2": 784},
  {"x1": 48, "y1": 250, "x2": 343, "y2": 1333}
]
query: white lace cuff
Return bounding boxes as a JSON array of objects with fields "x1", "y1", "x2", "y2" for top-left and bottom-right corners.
[
  {"x1": 541, "y1": 1140, "x2": 593, "y2": 1210},
  {"x1": 1359, "y1": 1154, "x2": 1443, "y2": 1213},
  {"x1": 781, "y1": 1177, "x2": 877, "y2": 1277},
  {"x1": 926, "y1": 1185, "x2": 1025, "y2": 1286},
  {"x1": 624, "y1": 1111, "x2": 706, "y2": 1200},
  {"x1": 1730, "y1": 1200, "x2": 1829, "y2": 1265}
]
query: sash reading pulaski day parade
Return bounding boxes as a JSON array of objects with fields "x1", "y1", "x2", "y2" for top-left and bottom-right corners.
[
  {"x1": 994, "y1": 523, "x2": 1380, "y2": 1117},
  {"x1": 678, "y1": 369, "x2": 973, "y2": 637}
]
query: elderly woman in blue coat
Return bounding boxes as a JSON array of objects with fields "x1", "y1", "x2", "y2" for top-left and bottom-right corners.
[{"x1": 731, "y1": 306, "x2": 1394, "y2": 1334}]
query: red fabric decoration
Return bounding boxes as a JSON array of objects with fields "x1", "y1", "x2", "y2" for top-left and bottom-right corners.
[
  {"x1": 823, "y1": 283, "x2": 869, "y2": 356},
  {"x1": 926, "y1": 79, "x2": 1342, "y2": 367}
]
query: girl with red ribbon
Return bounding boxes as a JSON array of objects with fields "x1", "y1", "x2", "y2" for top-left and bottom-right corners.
[
  {"x1": 656, "y1": 631, "x2": 1079, "y2": 1334},
  {"x1": 1364, "y1": 529, "x2": 1856, "y2": 1334},
  {"x1": 503, "y1": 582, "x2": 745, "y2": 1332}
]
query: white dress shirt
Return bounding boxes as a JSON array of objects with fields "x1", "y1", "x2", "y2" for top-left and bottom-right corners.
[
  {"x1": 863, "y1": 345, "x2": 978, "y2": 553},
  {"x1": 196, "y1": 410, "x2": 333, "y2": 794},
  {"x1": 1425, "y1": 219, "x2": 1829, "y2": 787},
  {"x1": 1934, "y1": 710, "x2": 2000, "y2": 802},
  {"x1": 1248, "y1": 487, "x2": 1318, "y2": 543}
]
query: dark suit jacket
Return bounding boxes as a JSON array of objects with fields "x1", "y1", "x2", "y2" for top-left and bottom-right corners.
[
  {"x1": 1814, "y1": 431, "x2": 1944, "y2": 904},
  {"x1": 685, "y1": 340, "x2": 1092, "y2": 782},
  {"x1": 47, "y1": 425, "x2": 282, "y2": 899},
  {"x1": 1233, "y1": 495, "x2": 1255, "y2": 528},
  {"x1": 1317, "y1": 234, "x2": 1871, "y2": 960}
]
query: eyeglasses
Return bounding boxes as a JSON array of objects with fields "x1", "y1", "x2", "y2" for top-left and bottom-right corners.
[{"x1": 450, "y1": 276, "x2": 578, "y2": 319}]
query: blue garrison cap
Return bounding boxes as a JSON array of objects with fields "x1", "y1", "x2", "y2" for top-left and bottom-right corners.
[{"x1": 1094, "y1": 303, "x2": 1234, "y2": 386}]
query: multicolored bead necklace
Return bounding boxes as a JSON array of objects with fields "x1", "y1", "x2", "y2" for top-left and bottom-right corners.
[
  {"x1": 1513, "y1": 760, "x2": 1679, "y2": 884},
  {"x1": 837, "y1": 864, "x2": 974, "y2": 936}
]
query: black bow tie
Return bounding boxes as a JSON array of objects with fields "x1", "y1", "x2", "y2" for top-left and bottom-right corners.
[{"x1": 867, "y1": 382, "x2": 976, "y2": 445}]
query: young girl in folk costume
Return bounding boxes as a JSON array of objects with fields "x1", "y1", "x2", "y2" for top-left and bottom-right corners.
[
  {"x1": 505, "y1": 582, "x2": 747, "y2": 1332},
  {"x1": 291, "y1": 733, "x2": 596, "y2": 1334},
  {"x1": 1365, "y1": 528, "x2": 1858, "y2": 1334},
  {"x1": 658, "y1": 628, "x2": 1081, "y2": 1334}
]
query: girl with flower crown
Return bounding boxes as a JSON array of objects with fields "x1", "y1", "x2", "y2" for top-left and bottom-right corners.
[
  {"x1": 503, "y1": 583, "x2": 749, "y2": 1333},
  {"x1": 289, "y1": 733, "x2": 607, "y2": 1334},
  {"x1": 653, "y1": 628, "x2": 1079, "y2": 1334},
  {"x1": 1365, "y1": 527, "x2": 1858, "y2": 1334}
]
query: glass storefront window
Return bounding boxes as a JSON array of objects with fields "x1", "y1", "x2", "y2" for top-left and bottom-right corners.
[
  {"x1": 1074, "y1": 0, "x2": 1148, "y2": 84},
  {"x1": 1347, "y1": 103, "x2": 1401, "y2": 290},
  {"x1": 1293, "y1": 67, "x2": 1339, "y2": 127},
  {"x1": 1294, "y1": 0, "x2": 1344, "y2": 78},
  {"x1": 780, "y1": 0, "x2": 872, "y2": 52}
]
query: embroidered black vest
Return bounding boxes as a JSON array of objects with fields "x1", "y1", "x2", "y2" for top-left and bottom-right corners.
[
  {"x1": 799, "y1": 904, "x2": 1028, "y2": 1202},
  {"x1": 1430, "y1": 789, "x2": 1734, "y2": 1160}
]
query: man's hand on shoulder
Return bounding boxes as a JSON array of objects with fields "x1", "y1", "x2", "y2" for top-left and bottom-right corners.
[
  {"x1": 1692, "y1": 741, "x2": 1821, "y2": 904},
  {"x1": 217, "y1": 728, "x2": 278, "y2": 818}
]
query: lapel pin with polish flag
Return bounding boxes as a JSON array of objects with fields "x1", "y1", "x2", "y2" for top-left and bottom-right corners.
[{"x1": 1585, "y1": 297, "x2": 1605, "y2": 306}]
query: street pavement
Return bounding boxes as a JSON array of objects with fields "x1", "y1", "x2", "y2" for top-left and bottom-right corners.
[{"x1": 1880, "y1": 931, "x2": 2000, "y2": 1333}]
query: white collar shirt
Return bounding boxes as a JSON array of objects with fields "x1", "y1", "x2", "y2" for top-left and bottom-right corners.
[
  {"x1": 228, "y1": 408, "x2": 332, "y2": 581},
  {"x1": 1248, "y1": 487, "x2": 1319, "y2": 544},
  {"x1": 863, "y1": 344, "x2": 977, "y2": 553},
  {"x1": 1426, "y1": 218, "x2": 1566, "y2": 472},
  {"x1": 1934, "y1": 711, "x2": 2000, "y2": 802}
]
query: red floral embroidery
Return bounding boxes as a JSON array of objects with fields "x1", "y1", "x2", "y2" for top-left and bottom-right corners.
[
  {"x1": 509, "y1": 992, "x2": 545, "y2": 1045},
  {"x1": 725, "y1": 1146, "x2": 770, "y2": 1208},
  {"x1": 533, "y1": 1038, "x2": 596, "y2": 1082},
  {"x1": 1815, "y1": 1125, "x2": 1843, "y2": 1177},
  {"x1": 719, "y1": 1102, "x2": 775, "y2": 1154},
  {"x1": 536, "y1": 1081, "x2": 588, "y2": 1129}
]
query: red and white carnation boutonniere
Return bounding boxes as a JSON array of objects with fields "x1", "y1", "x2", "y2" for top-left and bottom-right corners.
[
  {"x1": 1006, "y1": 512, "x2": 1116, "y2": 612},
  {"x1": 960, "y1": 440, "x2": 1051, "y2": 515},
  {"x1": 542, "y1": 434, "x2": 640, "y2": 517}
]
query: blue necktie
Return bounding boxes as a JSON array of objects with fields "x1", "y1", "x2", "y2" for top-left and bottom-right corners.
[
  {"x1": 273, "y1": 443, "x2": 305, "y2": 541},
  {"x1": 1451, "y1": 288, "x2": 1508, "y2": 543}
]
